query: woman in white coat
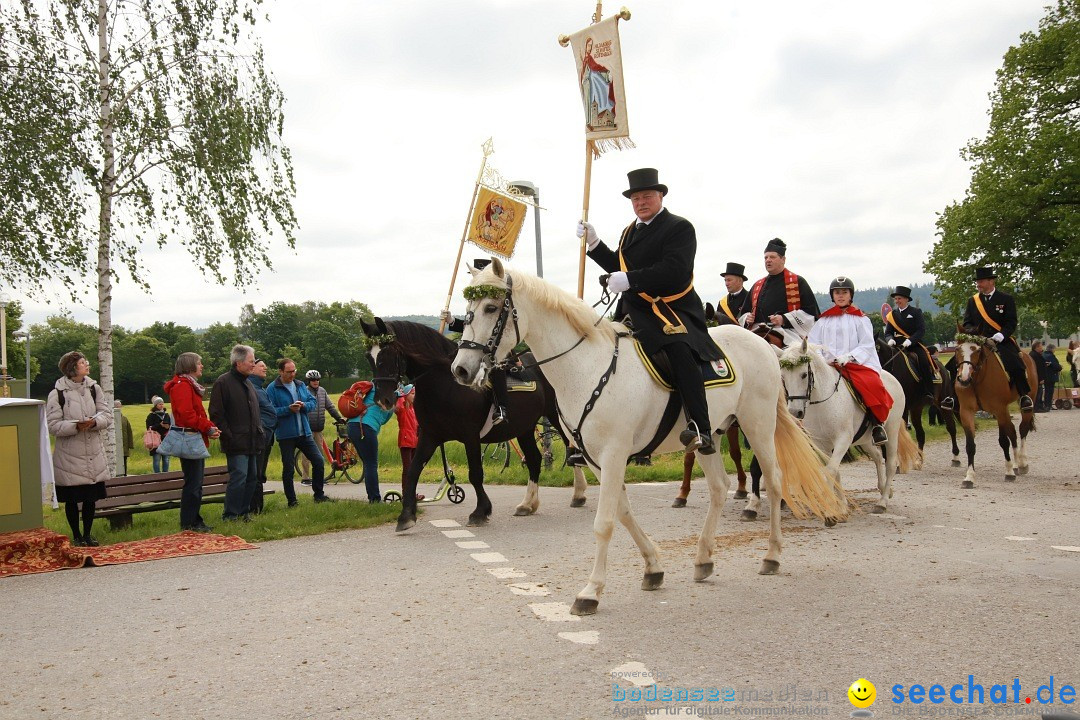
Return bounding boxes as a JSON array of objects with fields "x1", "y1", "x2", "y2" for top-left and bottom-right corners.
[{"x1": 46, "y1": 351, "x2": 113, "y2": 546}]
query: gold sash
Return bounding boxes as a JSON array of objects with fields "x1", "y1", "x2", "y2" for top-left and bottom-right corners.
[
  {"x1": 618, "y1": 223, "x2": 693, "y2": 335},
  {"x1": 885, "y1": 310, "x2": 909, "y2": 338},
  {"x1": 719, "y1": 295, "x2": 738, "y2": 324},
  {"x1": 972, "y1": 294, "x2": 1002, "y2": 332}
]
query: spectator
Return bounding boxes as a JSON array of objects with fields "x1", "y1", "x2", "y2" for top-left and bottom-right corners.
[
  {"x1": 1067, "y1": 341, "x2": 1079, "y2": 388},
  {"x1": 208, "y1": 344, "x2": 263, "y2": 522},
  {"x1": 299, "y1": 369, "x2": 344, "y2": 485},
  {"x1": 164, "y1": 352, "x2": 220, "y2": 533},
  {"x1": 116, "y1": 400, "x2": 133, "y2": 475},
  {"x1": 1029, "y1": 341, "x2": 1048, "y2": 412},
  {"x1": 266, "y1": 358, "x2": 333, "y2": 506},
  {"x1": 394, "y1": 384, "x2": 423, "y2": 501},
  {"x1": 347, "y1": 383, "x2": 401, "y2": 503},
  {"x1": 46, "y1": 351, "x2": 112, "y2": 547},
  {"x1": 246, "y1": 359, "x2": 277, "y2": 515},
  {"x1": 145, "y1": 396, "x2": 172, "y2": 473},
  {"x1": 1043, "y1": 344, "x2": 1062, "y2": 411}
]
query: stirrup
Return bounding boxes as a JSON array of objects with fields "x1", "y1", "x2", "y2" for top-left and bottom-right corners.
[
  {"x1": 871, "y1": 424, "x2": 888, "y2": 446},
  {"x1": 565, "y1": 449, "x2": 586, "y2": 467},
  {"x1": 1019, "y1": 395, "x2": 1034, "y2": 413},
  {"x1": 939, "y1": 397, "x2": 955, "y2": 411},
  {"x1": 679, "y1": 422, "x2": 716, "y2": 455},
  {"x1": 492, "y1": 406, "x2": 509, "y2": 425}
]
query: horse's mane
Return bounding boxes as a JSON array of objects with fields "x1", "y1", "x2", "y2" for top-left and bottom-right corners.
[
  {"x1": 473, "y1": 266, "x2": 616, "y2": 343},
  {"x1": 384, "y1": 320, "x2": 458, "y2": 365}
]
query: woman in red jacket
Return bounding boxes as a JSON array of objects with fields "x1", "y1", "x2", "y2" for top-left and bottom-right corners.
[
  {"x1": 394, "y1": 384, "x2": 422, "y2": 501},
  {"x1": 164, "y1": 352, "x2": 220, "y2": 532}
]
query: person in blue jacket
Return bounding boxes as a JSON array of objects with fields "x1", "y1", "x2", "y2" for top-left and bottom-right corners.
[
  {"x1": 247, "y1": 358, "x2": 278, "y2": 514},
  {"x1": 266, "y1": 357, "x2": 332, "y2": 506},
  {"x1": 347, "y1": 384, "x2": 402, "y2": 503}
]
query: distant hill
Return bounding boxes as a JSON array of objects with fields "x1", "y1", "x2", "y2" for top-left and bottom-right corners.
[
  {"x1": 382, "y1": 315, "x2": 440, "y2": 328},
  {"x1": 814, "y1": 283, "x2": 942, "y2": 314}
]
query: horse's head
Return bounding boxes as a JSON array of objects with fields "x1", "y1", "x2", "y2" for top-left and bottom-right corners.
[
  {"x1": 451, "y1": 257, "x2": 520, "y2": 387},
  {"x1": 777, "y1": 337, "x2": 815, "y2": 419},
  {"x1": 953, "y1": 324, "x2": 990, "y2": 388},
  {"x1": 361, "y1": 316, "x2": 403, "y2": 410}
]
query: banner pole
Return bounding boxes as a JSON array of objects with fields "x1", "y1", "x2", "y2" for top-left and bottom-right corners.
[
  {"x1": 441, "y1": 138, "x2": 494, "y2": 333},
  {"x1": 578, "y1": 143, "x2": 594, "y2": 299}
]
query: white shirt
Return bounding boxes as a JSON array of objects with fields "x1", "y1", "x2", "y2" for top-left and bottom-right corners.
[{"x1": 808, "y1": 310, "x2": 882, "y2": 371}]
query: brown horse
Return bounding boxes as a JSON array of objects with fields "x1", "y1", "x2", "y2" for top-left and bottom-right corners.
[
  {"x1": 673, "y1": 427, "x2": 748, "y2": 507},
  {"x1": 953, "y1": 328, "x2": 1037, "y2": 488}
]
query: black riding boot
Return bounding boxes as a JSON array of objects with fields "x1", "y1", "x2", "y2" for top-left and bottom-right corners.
[
  {"x1": 664, "y1": 344, "x2": 715, "y2": 455},
  {"x1": 490, "y1": 367, "x2": 510, "y2": 425}
]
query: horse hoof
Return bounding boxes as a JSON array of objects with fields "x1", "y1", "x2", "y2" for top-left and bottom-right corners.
[
  {"x1": 641, "y1": 571, "x2": 665, "y2": 590},
  {"x1": 395, "y1": 516, "x2": 416, "y2": 533},
  {"x1": 758, "y1": 560, "x2": 780, "y2": 576},
  {"x1": 1017, "y1": 466, "x2": 1029, "y2": 476},
  {"x1": 570, "y1": 497, "x2": 586, "y2": 508},
  {"x1": 733, "y1": 490, "x2": 748, "y2": 499},
  {"x1": 570, "y1": 598, "x2": 599, "y2": 616},
  {"x1": 960, "y1": 480, "x2": 975, "y2": 489},
  {"x1": 824, "y1": 516, "x2": 837, "y2": 528},
  {"x1": 741, "y1": 510, "x2": 757, "y2": 522},
  {"x1": 513, "y1": 506, "x2": 534, "y2": 516},
  {"x1": 466, "y1": 514, "x2": 490, "y2": 527},
  {"x1": 1004, "y1": 475, "x2": 1016, "y2": 482},
  {"x1": 951, "y1": 459, "x2": 961, "y2": 467},
  {"x1": 871, "y1": 505, "x2": 886, "y2": 514},
  {"x1": 694, "y1": 563, "x2": 714, "y2": 581},
  {"x1": 671, "y1": 497, "x2": 687, "y2": 508},
  {"x1": 780, "y1": 499, "x2": 789, "y2": 511}
]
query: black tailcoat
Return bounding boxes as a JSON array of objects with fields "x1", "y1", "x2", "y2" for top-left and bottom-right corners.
[{"x1": 884, "y1": 305, "x2": 926, "y2": 343}]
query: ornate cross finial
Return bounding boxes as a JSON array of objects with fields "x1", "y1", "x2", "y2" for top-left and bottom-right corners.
[{"x1": 482, "y1": 137, "x2": 494, "y2": 157}]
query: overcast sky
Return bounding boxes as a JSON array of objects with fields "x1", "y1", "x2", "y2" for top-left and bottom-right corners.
[{"x1": 15, "y1": 0, "x2": 1050, "y2": 332}]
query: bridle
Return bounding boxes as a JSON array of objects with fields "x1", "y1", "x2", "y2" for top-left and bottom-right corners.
[
  {"x1": 954, "y1": 342, "x2": 986, "y2": 387},
  {"x1": 782, "y1": 354, "x2": 842, "y2": 415}
]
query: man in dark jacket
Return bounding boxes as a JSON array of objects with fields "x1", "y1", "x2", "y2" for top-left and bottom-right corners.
[
  {"x1": 960, "y1": 267, "x2": 1033, "y2": 412},
  {"x1": 578, "y1": 168, "x2": 720, "y2": 454},
  {"x1": 209, "y1": 344, "x2": 263, "y2": 520},
  {"x1": 884, "y1": 285, "x2": 937, "y2": 403},
  {"x1": 246, "y1": 358, "x2": 278, "y2": 513},
  {"x1": 712, "y1": 262, "x2": 749, "y2": 326},
  {"x1": 1029, "y1": 341, "x2": 1047, "y2": 411},
  {"x1": 739, "y1": 239, "x2": 819, "y2": 347},
  {"x1": 1043, "y1": 345, "x2": 1062, "y2": 411}
]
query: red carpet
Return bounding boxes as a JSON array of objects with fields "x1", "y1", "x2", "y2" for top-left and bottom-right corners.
[{"x1": 0, "y1": 527, "x2": 257, "y2": 578}]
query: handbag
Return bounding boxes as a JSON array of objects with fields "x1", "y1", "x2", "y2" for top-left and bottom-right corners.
[
  {"x1": 143, "y1": 428, "x2": 161, "y2": 451},
  {"x1": 157, "y1": 428, "x2": 210, "y2": 460}
]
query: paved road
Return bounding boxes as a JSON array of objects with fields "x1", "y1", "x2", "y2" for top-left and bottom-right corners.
[{"x1": 3, "y1": 412, "x2": 1078, "y2": 719}]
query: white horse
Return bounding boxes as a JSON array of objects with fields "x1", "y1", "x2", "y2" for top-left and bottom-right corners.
[
  {"x1": 450, "y1": 261, "x2": 848, "y2": 616},
  {"x1": 777, "y1": 340, "x2": 919, "y2": 514}
]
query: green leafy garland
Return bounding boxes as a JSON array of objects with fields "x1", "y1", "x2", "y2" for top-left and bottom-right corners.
[
  {"x1": 778, "y1": 355, "x2": 811, "y2": 370},
  {"x1": 955, "y1": 332, "x2": 988, "y2": 345},
  {"x1": 363, "y1": 333, "x2": 396, "y2": 350},
  {"x1": 462, "y1": 284, "x2": 507, "y2": 302}
]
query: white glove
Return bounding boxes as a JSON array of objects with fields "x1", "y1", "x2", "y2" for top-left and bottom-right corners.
[
  {"x1": 901, "y1": 339, "x2": 912, "y2": 348},
  {"x1": 440, "y1": 309, "x2": 452, "y2": 323},
  {"x1": 576, "y1": 221, "x2": 600, "y2": 251},
  {"x1": 991, "y1": 332, "x2": 1005, "y2": 343},
  {"x1": 886, "y1": 338, "x2": 896, "y2": 347},
  {"x1": 836, "y1": 355, "x2": 853, "y2": 367},
  {"x1": 606, "y1": 271, "x2": 630, "y2": 293}
]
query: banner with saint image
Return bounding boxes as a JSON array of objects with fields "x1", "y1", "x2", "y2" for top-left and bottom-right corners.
[
  {"x1": 466, "y1": 187, "x2": 527, "y2": 259},
  {"x1": 567, "y1": 15, "x2": 633, "y2": 153}
]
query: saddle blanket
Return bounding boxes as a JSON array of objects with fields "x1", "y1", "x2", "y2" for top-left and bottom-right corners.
[{"x1": 634, "y1": 339, "x2": 737, "y2": 391}]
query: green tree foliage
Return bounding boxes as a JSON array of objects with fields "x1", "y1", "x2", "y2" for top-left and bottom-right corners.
[
  {"x1": 248, "y1": 301, "x2": 303, "y2": 361},
  {"x1": 27, "y1": 315, "x2": 97, "y2": 393},
  {"x1": 928, "y1": 0, "x2": 1080, "y2": 326},
  {"x1": 113, "y1": 333, "x2": 172, "y2": 402},
  {"x1": 142, "y1": 322, "x2": 196, "y2": 350},
  {"x1": 1, "y1": 300, "x2": 40, "y2": 388},
  {"x1": 303, "y1": 320, "x2": 353, "y2": 379}
]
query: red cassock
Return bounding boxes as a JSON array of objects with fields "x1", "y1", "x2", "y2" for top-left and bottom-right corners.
[{"x1": 836, "y1": 362, "x2": 893, "y2": 424}]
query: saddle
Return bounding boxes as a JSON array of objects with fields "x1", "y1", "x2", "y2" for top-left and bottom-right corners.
[
  {"x1": 896, "y1": 349, "x2": 942, "y2": 384},
  {"x1": 634, "y1": 340, "x2": 737, "y2": 391}
]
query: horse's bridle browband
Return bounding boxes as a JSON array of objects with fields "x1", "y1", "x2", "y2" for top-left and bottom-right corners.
[{"x1": 783, "y1": 355, "x2": 842, "y2": 409}]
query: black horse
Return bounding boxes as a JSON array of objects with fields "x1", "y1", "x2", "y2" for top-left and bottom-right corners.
[
  {"x1": 361, "y1": 317, "x2": 587, "y2": 532},
  {"x1": 876, "y1": 338, "x2": 961, "y2": 465}
]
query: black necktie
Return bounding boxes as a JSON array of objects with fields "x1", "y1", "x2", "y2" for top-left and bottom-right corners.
[{"x1": 636, "y1": 222, "x2": 646, "y2": 229}]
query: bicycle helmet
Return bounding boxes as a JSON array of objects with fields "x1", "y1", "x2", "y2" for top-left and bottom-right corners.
[
  {"x1": 305, "y1": 369, "x2": 321, "y2": 380},
  {"x1": 829, "y1": 276, "x2": 855, "y2": 297}
]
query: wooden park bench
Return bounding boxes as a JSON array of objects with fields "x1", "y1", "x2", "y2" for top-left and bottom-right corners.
[{"x1": 97, "y1": 467, "x2": 274, "y2": 529}]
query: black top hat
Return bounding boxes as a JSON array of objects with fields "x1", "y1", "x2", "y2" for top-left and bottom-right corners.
[
  {"x1": 764, "y1": 238, "x2": 786, "y2": 256},
  {"x1": 472, "y1": 258, "x2": 492, "y2": 270},
  {"x1": 721, "y1": 262, "x2": 748, "y2": 281},
  {"x1": 891, "y1": 285, "x2": 913, "y2": 300},
  {"x1": 622, "y1": 168, "x2": 668, "y2": 198},
  {"x1": 975, "y1": 266, "x2": 997, "y2": 280}
]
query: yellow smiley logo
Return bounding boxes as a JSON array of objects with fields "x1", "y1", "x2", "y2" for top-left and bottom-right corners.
[{"x1": 848, "y1": 678, "x2": 876, "y2": 708}]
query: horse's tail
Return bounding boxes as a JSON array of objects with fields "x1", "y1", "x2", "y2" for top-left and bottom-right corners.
[
  {"x1": 896, "y1": 425, "x2": 921, "y2": 473},
  {"x1": 774, "y1": 394, "x2": 850, "y2": 521}
]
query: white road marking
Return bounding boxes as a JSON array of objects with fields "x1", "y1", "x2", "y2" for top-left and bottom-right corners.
[
  {"x1": 870, "y1": 513, "x2": 908, "y2": 520},
  {"x1": 508, "y1": 582, "x2": 550, "y2": 596},
  {"x1": 429, "y1": 519, "x2": 460, "y2": 528},
  {"x1": 528, "y1": 602, "x2": 581, "y2": 622},
  {"x1": 455, "y1": 541, "x2": 490, "y2": 549},
  {"x1": 488, "y1": 567, "x2": 527, "y2": 579},
  {"x1": 952, "y1": 527, "x2": 969, "y2": 531},
  {"x1": 932, "y1": 525, "x2": 947, "y2": 528},
  {"x1": 1005, "y1": 536, "x2": 1033, "y2": 542},
  {"x1": 610, "y1": 661, "x2": 657, "y2": 686},
  {"x1": 1051, "y1": 546, "x2": 1080, "y2": 553},
  {"x1": 470, "y1": 552, "x2": 508, "y2": 563},
  {"x1": 441, "y1": 529, "x2": 475, "y2": 538},
  {"x1": 558, "y1": 630, "x2": 599, "y2": 645}
]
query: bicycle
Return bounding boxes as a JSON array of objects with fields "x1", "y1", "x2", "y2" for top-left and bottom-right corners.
[
  {"x1": 294, "y1": 421, "x2": 361, "y2": 484},
  {"x1": 383, "y1": 444, "x2": 465, "y2": 505}
]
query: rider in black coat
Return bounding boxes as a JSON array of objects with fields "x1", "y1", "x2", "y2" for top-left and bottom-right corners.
[{"x1": 960, "y1": 267, "x2": 1033, "y2": 412}]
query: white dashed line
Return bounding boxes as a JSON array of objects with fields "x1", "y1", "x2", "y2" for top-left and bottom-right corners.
[
  {"x1": 932, "y1": 525, "x2": 947, "y2": 528},
  {"x1": 952, "y1": 527, "x2": 969, "y2": 531},
  {"x1": 610, "y1": 661, "x2": 657, "y2": 686},
  {"x1": 1005, "y1": 536, "x2": 1033, "y2": 542},
  {"x1": 470, "y1": 552, "x2": 508, "y2": 563},
  {"x1": 1051, "y1": 546, "x2": 1080, "y2": 553},
  {"x1": 528, "y1": 602, "x2": 580, "y2": 622},
  {"x1": 429, "y1": 519, "x2": 460, "y2": 528},
  {"x1": 487, "y1": 567, "x2": 527, "y2": 579},
  {"x1": 558, "y1": 630, "x2": 599, "y2": 645},
  {"x1": 508, "y1": 582, "x2": 550, "y2": 596},
  {"x1": 441, "y1": 529, "x2": 475, "y2": 538},
  {"x1": 455, "y1": 541, "x2": 490, "y2": 549}
]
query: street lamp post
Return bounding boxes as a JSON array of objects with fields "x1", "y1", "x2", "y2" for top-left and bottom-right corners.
[
  {"x1": 509, "y1": 181, "x2": 543, "y2": 278},
  {"x1": 13, "y1": 330, "x2": 30, "y2": 398},
  {"x1": 0, "y1": 291, "x2": 10, "y2": 398}
]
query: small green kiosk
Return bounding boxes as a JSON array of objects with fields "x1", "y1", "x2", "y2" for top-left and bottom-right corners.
[{"x1": 0, "y1": 398, "x2": 50, "y2": 533}]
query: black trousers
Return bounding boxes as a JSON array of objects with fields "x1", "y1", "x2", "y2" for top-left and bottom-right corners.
[
  {"x1": 656, "y1": 342, "x2": 711, "y2": 433},
  {"x1": 489, "y1": 367, "x2": 509, "y2": 410}
]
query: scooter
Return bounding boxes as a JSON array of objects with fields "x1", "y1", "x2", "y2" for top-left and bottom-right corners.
[{"x1": 383, "y1": 443, "x2": 465, "y2": 505}]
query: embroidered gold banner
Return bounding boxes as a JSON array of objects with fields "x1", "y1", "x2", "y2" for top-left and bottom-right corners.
[
  {"x1": 567, "y1": 16, "x2": 634, "y2": 154},
  {"x1": 466, "y1": 187, "x2": 527, "y2": 259}
]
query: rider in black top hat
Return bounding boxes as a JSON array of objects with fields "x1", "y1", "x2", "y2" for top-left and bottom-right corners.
[
  {"x1": 883, "y1": 285, "x2": 938, "y2": 403},
  {"x1": 710, "y1": 262, "x2": 749, "y2": 326},
  {"x1": 959, "y1": 267, "x2": 1033, "y2": 412},
  {"x1": 577, "y1": 168, "x2": 721, "y2": 455}
]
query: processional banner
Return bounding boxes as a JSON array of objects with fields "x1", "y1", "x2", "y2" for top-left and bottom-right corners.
[
  {"x1": 466, "y1": 187, "x2": 527, "y2": 259},
  {"x1": 567, "y1": 15, "x2": 633, "y2": 153}
]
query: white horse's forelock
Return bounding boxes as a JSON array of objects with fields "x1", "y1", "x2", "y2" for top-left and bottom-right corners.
[{"x1": 472, "y1": 266, "x2": 616, "y2": 343}]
